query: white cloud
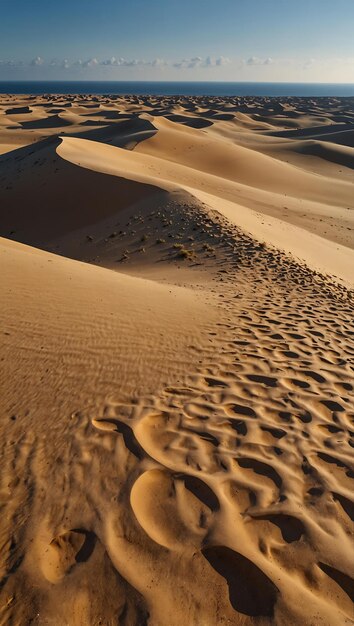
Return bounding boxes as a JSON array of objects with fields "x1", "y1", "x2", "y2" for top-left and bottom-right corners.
[
  {"x1": 49, "y1": 58, "x2": 69, "y2": 69},
  {"x1": 173, "y1": 58, "x2": 187, "y2": 69},
  {"x1": 30, "y1": 56, "x2": 44, "y2": 66},
  {"x1": 83, "y1": 58, "x2": 99, "y2": 68},
  {"x1": 122, "y1": 59, "x2": 141, "y2": 67},
  {"x1": 188, "y1": 56, "x2": 203, "y2": 68},
  {"x1": 204, "y1": 55, "x2": 230, "y2": 67},
  {"x1": 101, "y1": 56, "x2": 121, "y2": 66},
  {"x1": 215, "y1": 56, "x2": 230, "y2": 66},
  {"x1": 173, "y1": 55, "x2": 230, "y2": 69},
  {"x1": 245, "y1": 56, "x2": 273, "y2": 66},
  {"x1": 0, "y1": 60, "x2": 22, "y2": 67},
  {"x1": 173, "y1": 57, "x2": 202, "y2": 69},
  {"x1": 150, "y1": 58, "x2": 167, "y2": 67},
  {"x1": 100, "y1": 57, "x2": 167, "y2": 67}
]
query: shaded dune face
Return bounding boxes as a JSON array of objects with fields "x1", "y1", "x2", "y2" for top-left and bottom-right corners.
[
  {"x1": 0, "y1": 93, "x2": 353, "y2": 626},
  {"x1": 0, "y1": 136, "x2": 162, "y2": 244},
  {"x1": 202, "y1": 546, "x2": 278, "y2": 617}
]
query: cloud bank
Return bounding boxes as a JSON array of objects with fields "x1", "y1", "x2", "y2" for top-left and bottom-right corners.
[
  {"x1": 0, "y1": 55, "x2": 231, "y2": 72},
  {"x1": 1, "y1": 54, "x2": 352, "y2": 82}
]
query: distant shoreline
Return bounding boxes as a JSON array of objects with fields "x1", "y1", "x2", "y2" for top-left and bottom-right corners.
[{"x1": 1, "y1": 80, "x2": 354, "y2": 97}]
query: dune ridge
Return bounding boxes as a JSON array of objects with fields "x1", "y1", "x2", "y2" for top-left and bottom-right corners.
[{"x1": 0, "y1": 93, "x2": 353, "y2": 626}]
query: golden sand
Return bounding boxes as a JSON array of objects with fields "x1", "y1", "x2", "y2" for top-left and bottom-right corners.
[{"x1": 0, "y1": 93, "x2": 353, "y2": 625}]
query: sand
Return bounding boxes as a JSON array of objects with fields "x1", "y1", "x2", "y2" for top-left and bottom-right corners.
[{"x1": 0, "y1": 93, "x2": 353, "y2": 626}]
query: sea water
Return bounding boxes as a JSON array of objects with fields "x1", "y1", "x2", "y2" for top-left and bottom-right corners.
[{"x1": 0, "y1": 81, "x2": 354, "y2": 97}]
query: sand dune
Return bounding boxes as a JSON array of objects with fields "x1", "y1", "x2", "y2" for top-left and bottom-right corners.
[
  {"x1": 0, "y1": 136, "x2": 161, "y2": 243},
  {"x1": 266, "y1": 123, "x2": 354, "y2": 147},
  {"x1": 55, "y1": 133, "x2": 354, "y2": 282},
  {"x1": 0, "y1": 93, "x2": 353, "y2": 626}
]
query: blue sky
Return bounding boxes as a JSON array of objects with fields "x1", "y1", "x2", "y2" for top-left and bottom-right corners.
[{"x1": 1, "y1": 0, "x2": 354, "y2": 82}]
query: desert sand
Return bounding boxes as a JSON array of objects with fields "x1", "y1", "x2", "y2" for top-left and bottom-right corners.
[{"x1": 0, "y1": 93, "x2": 353, "y2": 626}]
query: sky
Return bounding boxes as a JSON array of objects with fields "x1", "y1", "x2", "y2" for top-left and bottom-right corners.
[{"x1": 0, "y1": 0, "x2": 354, "y2": 82}]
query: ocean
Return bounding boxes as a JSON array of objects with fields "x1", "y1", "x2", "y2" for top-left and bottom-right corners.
[{"x1": 0, "y1": 81, "x2": 354, "y2": 97}]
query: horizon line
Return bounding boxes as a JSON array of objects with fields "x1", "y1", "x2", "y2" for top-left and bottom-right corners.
[{"x1": 1, "y1": 79, "x2": 354, "y2": 86}]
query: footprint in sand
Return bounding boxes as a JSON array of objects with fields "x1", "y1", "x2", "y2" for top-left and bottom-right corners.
[
  {"x1": 130, "y1": 468, "x2": 218, "y2": 550},
  {"x1": 40, "y1": 529, "x2": 96, "y2": 583}
]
